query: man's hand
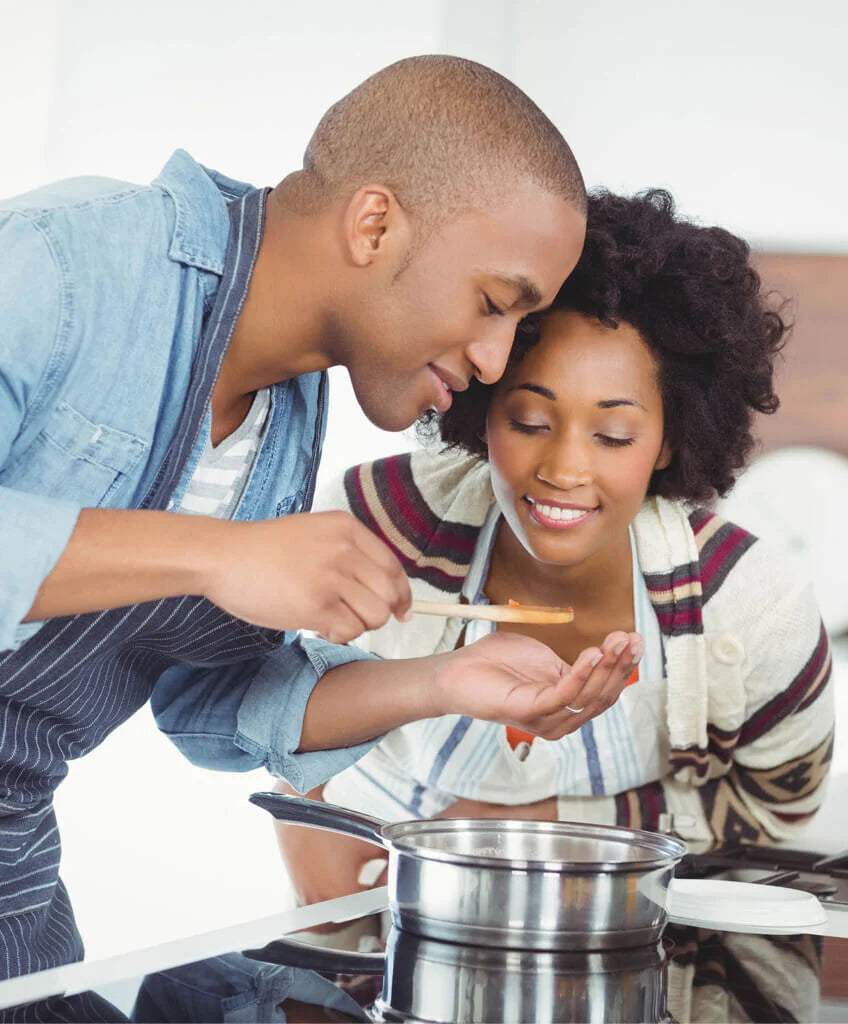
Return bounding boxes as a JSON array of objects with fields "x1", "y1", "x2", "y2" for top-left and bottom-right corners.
[
  {"x1": 26, "y1": 507, "x2": 410, "y2": 643},
  {"x1": 433, "y1": 629, "x2": 642, "y2": 740},
  {"x1": 202, "y1": 511, "x2": 411, "y2": 642},
  {"x1": 273, "y1": 783, "x2": 387, "y2": 911}
]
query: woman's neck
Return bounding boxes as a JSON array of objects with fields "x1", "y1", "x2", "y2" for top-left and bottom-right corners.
[{"x1": 486, "y1": 514, "x2": 634, "y2": 620}]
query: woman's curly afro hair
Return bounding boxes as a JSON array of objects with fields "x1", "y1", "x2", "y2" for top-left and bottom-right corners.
[{"x1": 434, "y1": 189, "x2": 789, "y2": 505}]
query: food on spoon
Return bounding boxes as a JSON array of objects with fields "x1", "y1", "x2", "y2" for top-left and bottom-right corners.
[{"x1": 410, "y1": 600, "x2": 574, "y2": 624}]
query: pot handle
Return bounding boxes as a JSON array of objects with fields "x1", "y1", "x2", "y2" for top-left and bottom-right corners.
[
  {"x1": 243, "y1": 935, "x2": 385, "y2": 975},
  {"x1": 250, "y1": 791, "x2": 387, "y2": 849}
]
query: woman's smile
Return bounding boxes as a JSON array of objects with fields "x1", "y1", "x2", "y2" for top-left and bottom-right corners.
[{"x1": 523, "y1": 495, "x2": 599, "y2": 530}]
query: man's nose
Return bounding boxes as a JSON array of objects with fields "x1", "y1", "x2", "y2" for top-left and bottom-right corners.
[{"x1": 466, "y1": 319, "x2": 518, "y2": 385}]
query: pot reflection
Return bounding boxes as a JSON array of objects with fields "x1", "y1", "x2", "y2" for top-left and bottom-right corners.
[
  {"x1": 372, "y1": 927, "x2": 669, "y2": 1023},
  {"x1": 130, "y1": 923, "x2": 823, "y2": 1023}
]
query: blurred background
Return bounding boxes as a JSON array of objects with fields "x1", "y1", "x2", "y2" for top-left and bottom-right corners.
[{"x1": 1, "y1": 0, "x2": 847, "y2": 966}]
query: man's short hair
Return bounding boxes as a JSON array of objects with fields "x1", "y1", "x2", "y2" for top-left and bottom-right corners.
[{"x1": 293, "y1": 55, "x2": 586, "y2": 224}]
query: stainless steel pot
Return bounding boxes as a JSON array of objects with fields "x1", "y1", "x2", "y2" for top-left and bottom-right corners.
[
  {"x1": 246, "y1": 927, "x2": 671, "y2": 1023},
  {"x1": 250, "y1": 792, "x2": 686, "y2": 951}
]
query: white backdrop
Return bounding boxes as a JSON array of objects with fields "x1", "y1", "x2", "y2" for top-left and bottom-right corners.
[{"x1": 1, "y1": 0, "x2": 847, "y2": 964}]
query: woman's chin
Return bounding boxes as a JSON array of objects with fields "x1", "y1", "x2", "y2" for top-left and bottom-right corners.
[{"x1": 517, "y1": 533, "x2": 580, "y2": 568}]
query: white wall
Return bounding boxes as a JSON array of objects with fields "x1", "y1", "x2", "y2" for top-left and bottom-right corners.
[
  {"x1": 441, "y1": 0, "x2": 848, "y2": 252},
  {"x1": 1, "y1": 0, "x2": 847, "y2": 968}
]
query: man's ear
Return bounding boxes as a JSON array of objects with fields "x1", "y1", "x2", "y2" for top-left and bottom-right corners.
[
  {"x1": 343, "y1": 185, "x2": 410, "y2": 268},
  {"x1": 654, "y1": 439, "x2": 673, "y2": 471}
]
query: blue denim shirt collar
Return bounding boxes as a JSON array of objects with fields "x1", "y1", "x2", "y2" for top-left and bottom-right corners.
[{"x1": 153, "y1": 149, "x2": 255, "y2": 275}]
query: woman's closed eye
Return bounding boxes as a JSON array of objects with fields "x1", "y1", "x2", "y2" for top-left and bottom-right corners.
[
  {"x1": 598, "y1": 434, "x2": 635, "y2": 448},
  {"x1": 484, "y1": 294, "x2": 506, "y2": 316},
  {"x1": 509, "y1": 419, "x2": 548, "y2": 434}
]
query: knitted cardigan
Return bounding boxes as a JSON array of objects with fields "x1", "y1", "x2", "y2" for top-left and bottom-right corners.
[{"x1": 319, "y1": 449, "x2": 834, "y2": 845}]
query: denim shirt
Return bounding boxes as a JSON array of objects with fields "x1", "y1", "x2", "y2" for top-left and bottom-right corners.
[{"x1": 0, "y1": 150, "x2": 376, "y2": 795}]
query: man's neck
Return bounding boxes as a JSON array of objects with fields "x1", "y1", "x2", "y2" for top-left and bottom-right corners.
[{"x1": 211, "y1": 188, "x2": 339, "y2": 438}]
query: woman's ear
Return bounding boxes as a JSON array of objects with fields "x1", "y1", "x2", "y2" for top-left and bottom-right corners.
[{"x1": 654, "y1": 439, "x2": 672, "y2": 471}]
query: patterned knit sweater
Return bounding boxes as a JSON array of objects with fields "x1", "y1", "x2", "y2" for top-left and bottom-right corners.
[{"x1": 319, "y1": 449, "x2": 834, "y2": 845}]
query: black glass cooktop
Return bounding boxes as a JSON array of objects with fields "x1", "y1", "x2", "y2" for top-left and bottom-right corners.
[{"x1": 6, "y1": 845, "x2": 848, "y2": 1022}]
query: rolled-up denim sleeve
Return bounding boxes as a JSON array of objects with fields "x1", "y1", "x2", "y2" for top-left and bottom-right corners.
[
  {"x1": 151, "y1": 634, "x2": 381, "y2": 794},
  {"x1": 133, "y1": 953, "x2": 370, "y2": 1022},
  {"x1": 0, "y1": 213, "x2": 82, "y2": 653}
]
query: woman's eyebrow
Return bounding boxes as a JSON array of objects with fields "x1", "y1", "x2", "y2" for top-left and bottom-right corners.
[
  {"x1": 597, "y1": 398, "x2": 647, "y2": 411},
  {"x1": 506, "y1": 382, "x2": 556, "y2": 400},
  {"x1": 506, "y1": 387, "x2": 647, "y2": 412}
]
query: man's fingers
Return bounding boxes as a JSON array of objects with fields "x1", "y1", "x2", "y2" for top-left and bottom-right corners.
[
  {"x1": 338, "y1": 578, "x2": 397, "y2": 635},
  {"x1": 320, "y1": 599, "x2": 369, "y2": 645},
  {"x1": 349, "y1": 549, "x2": 411, "y2": 624}
]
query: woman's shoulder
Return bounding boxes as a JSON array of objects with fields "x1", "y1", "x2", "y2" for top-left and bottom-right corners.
[
  {"x1": 635, "y1": 496, "x2": 818, "y2": 625},
  {"x1": 317, "y1": 447, "x2": 489, "y2": 520},
  {"x1": 314, "y1": 447, "x2": 493, "y2": 577}
]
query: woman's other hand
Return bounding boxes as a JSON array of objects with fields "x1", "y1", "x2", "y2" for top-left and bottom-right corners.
[{"x1": 272, "y1": 780, "x2": 387, "y2": 910}]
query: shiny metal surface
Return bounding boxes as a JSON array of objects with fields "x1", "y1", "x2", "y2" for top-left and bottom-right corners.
[
  {"x1": 390, "y1": 852, "x2": 676, "y2": 950},
  {"x1": 383, "y1": 817, "x2": 685, "y2": 871},
  {"x1": 250, "y1": 791, "x2": 385, "y2": 846},
  {"x1": 250, "y1": 791, "x2": 686, "y2": 951},
  {"x1": 245, "y1": 928, "x2": 670, "y2": 1023},
  {"x1": 374, "y1": 929, "x2": 670, "y2": 1024}
]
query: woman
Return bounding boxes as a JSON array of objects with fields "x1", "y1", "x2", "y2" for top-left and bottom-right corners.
[{"x1": 277, "y1": 189, "x2": 834, "y2": 914}]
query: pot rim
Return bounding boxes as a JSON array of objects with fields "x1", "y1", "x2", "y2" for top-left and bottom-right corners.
[{"x1": 380, "y1": 817, "x2": 687, "y2": 873}]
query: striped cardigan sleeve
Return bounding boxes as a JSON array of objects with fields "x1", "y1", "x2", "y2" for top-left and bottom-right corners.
[
  {"x1": 660, "y1": 578, "x2": 833, "y2": 845},
  {"x1": 561, "y1": 574, "x2": 834, "y2": 845}
]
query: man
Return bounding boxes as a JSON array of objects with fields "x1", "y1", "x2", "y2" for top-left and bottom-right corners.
[{"x1": 0, "y1": 55, "x2": 640, "y2": 987}]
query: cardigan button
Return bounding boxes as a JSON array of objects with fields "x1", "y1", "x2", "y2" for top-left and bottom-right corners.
[
  {"x1": 711, "y1": 633, "x2": 746, "y2": 666},
  {"x1": 514, "y1": 741, "x2": 532, "y2": 762}
]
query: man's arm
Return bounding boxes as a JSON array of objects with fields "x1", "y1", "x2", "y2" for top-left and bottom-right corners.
[
  {"x1": 0, "y1": 213, "x2": 411, "y2": 651},
  {"x1": 154, "y1": 629, "x2": 641, "y2": 796},
  {"x1": 24, "y1": 507, "x2": 212, "y2": 621},
  {"x1": 0, "y1": 212, "x2": 82, "y2": 651},
  {"x1": 22, "y1": 505, "x2": 413, "y2": 644},
  {"x1": 297, "y1": 628, "x2": 640, "y2": 751}
]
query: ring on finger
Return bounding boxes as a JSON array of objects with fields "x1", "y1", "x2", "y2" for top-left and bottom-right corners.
[{"x1": 565, "y1": 704, "x2": 585, "y2": 713}]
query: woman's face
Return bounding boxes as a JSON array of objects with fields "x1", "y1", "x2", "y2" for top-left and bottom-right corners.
[{"x1": 486, "y1": 309, "x2": 670, "y2": 568}]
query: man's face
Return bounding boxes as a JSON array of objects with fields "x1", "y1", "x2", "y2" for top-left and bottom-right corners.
[{"x1": 342, "y1": 189, "x2": 586, "y2": 431}]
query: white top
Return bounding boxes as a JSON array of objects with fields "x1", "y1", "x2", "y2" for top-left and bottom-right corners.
[
  {"x1": 324, "y1": 506, "x2": 668, "y2": 821},
  {"x1": 175, "y1": 388, "x2": 271, "y2": 519}
]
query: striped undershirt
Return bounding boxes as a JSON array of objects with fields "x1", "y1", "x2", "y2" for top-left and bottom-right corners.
[{"x1": 176, "y1": 388, "x2": 271, "y2": 518}]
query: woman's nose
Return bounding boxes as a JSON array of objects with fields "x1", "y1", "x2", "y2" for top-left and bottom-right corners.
[{"x1": 535, "y1": 452, "x2": 593, "y2": 490}]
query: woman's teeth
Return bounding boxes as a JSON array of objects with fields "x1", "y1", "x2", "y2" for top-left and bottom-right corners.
[{"x1": 531, "y1": 501, "x2": 592, "y2": 522}]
